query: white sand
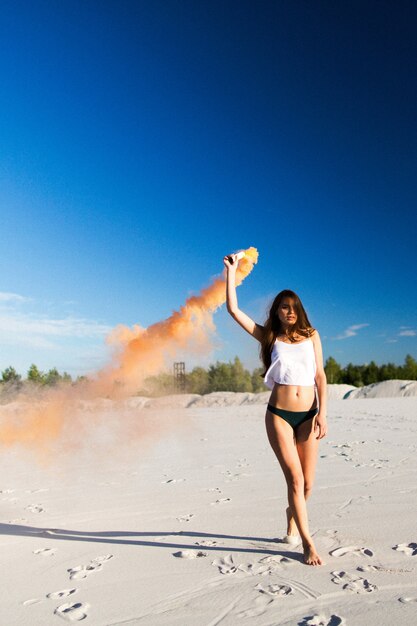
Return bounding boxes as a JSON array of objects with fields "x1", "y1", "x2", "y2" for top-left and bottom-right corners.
[
  {"x1": 343, "y1": 379, "x2": 417, "y2": 399},
  {"x1": 1, "y1": 389, "x2": 417, "y2": 625}
]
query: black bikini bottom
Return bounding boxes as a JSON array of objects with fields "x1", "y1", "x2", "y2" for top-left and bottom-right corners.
[{"x1": 267, "y1": 404, "x2": 318, "y2": 430}]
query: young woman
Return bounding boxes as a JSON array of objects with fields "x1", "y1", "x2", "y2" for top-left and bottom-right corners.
[{"x1": 224, "y1": 253, "x2": 328, "y2": 566}]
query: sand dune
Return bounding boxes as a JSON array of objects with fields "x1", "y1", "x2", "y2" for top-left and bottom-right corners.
[
  {"x1": 147, "y1": 380, "x2": 417, "y2": 407},
  {"x1": 343, "y1": 379, "x2": 417, "y2": 399},
  {"x1": 2, "y1": 381, "x2": 416, "y2": 415},
  {"x1": 125, "y1": 380, "x2": 417, "y2": 409},
  {"x1": 131, "y1": 380, "x2": 417, "y2": 409}
]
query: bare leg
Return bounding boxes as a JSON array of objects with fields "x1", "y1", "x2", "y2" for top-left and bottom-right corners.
[
  {"x1": 287, "y1": 417, "x2": 319, "y2": 533},
  {"x1": 294, "y1": 416, "x2": 323, "y2": 565},
  {"x1": 265, "y1": 410, "x2": 324, "y2": 566},
  {"x1": 286, "y1": 504, "x2": 298, "y2": 536}
]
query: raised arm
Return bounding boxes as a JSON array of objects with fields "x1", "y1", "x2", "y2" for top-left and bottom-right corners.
[{"x1": 223, "y1": 254, "x2": 264, "y2": 342}]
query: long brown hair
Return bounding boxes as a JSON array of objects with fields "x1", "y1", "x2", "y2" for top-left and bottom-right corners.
[{"x1": 260, "y1": 289, "x2": 315, "y2": 375}]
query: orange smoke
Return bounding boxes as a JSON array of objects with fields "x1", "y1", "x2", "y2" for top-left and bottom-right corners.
[
  {"x1": 94, "y1": 246, "x2": 258, "y2": 395},
  {"x1": 0, "y1": 247, "x2": 258, "y2": 452}
]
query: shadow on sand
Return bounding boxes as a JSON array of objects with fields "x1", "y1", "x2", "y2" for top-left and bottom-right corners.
[{"x1": 0, "y1": 523, "x2": 304, "y2": 562}]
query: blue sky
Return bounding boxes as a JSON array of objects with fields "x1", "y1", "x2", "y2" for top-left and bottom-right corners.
[{"x1": 1, "y1": 0, "x2": 416, "y2": 376}]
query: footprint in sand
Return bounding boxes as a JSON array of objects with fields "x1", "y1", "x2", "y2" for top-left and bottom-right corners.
[
  {"x1": 207, "y1": 487, "x2": 222, "y2": 493},
  {"x1": 212, "y1": 554, "x2": 238, "y2": 574},
  {"x1": 393, "y1": 542, "x2": 417, "y2": 557},
  {"x1": 338, "y1": 495, "x2": 372, "y2": 511},
  {"x1": 258, "y1": 554, "x2": 292, "y2": 568},
  {"x1": 68, "y1": 555, "x2": 113, "y2": 580},
  {"x1": 223, "y1": 471, "x2": 242, "y2": 482},
  {"x1": 54, "y1": 602, "x2": 89, "y2": 621},
  {"x1": 331, "y1": 570, "x2": 377, "y2": 593},
  {"x1": 255, "y1": 583, "x2": 294, "y2": 596},
  {"x1": 25, "y1": 504, "x2": 44, "y2": 514},
  {"x1": 330, "y1": 545, "x2": 374, "y2": 558},
  {"x1": 236, "y1": 562, "x2": 261, "y2": 575},
  {"x1": 358, "y1": 564, "x2": 413, "y2": 574},
  {"x1": 335, "y1": 451, "x2": 351, "y2": 459},
  {"x1": 368, "y1": 460, "x2": 388, "y2": 468},
  {"x1": 210, "y1": 498, "x2": 231, "y2": 505},
  {"x1": 33, "y1": 548, "x2": 56, "y2": 557},
  {"x1": 195, "y1": 539, "x2": 219, "y2": 547},
  {"x1": 238, "y1": 555, "x2": 292, "y2": 576},
  {"x1": 162, "y1": 478, "x2": 185, "y2": 484},
  {"x1": 172, "y1": 550, "x2": 207, "y2": 559},
  {"x1": 237, "y1": 595, "x2": 273, "y2": 618},
  {"x1": 399, "y1": 596, "x2": 417, "y2": 603},
  {"x1": 22, "y1": 598, "x2": 42, "y2": 606},
  {"x1": 176, "y1": 514, "x2": 194, "y2": 522},
  {"x1": 237, "y1": 596, "x2": 274, "y2": 619},
  {"x1": 211, "y1": 555, "x2": 283, "y2": 577},
  {"x1": 47, "y1": 589, "x2": 78, "y2": 600},
  {"x1": 298, "y1": 614, "x2": 346, "y2": 626}
]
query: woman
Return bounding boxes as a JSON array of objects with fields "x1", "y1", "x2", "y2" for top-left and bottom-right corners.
[{"x1": 224, "y1": 253, "x2": 328, "y2": 566}]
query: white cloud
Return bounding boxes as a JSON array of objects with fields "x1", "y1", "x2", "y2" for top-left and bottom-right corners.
[
  {"x1": 0, "y1": 312, "x2": 112, "y2": 341},
  {"x1": 0, "y1": 295, "x2": 114, "y2": 375},
  {"x1": 398, "y1": 329, "x2": 416, "y2": 337},
  {"x1": 333, "y1": 323, "x2": 369, "y2": 340},
  {"x1": 0, "y1": 291, "x2": 30, "y2": 303}
]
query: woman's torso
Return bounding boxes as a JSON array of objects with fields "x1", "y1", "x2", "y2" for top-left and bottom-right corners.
[{"x1": 267, "y1": 334, "x2": 317, "y2": 411}]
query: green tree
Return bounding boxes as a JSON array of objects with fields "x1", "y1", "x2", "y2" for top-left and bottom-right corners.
[
  {"x1": 1, "y1": 366, "x2": 21, "y2": 383},
  {"x1": 362, "y1": 360, "x2": 379, "y2": 385},
  {"x1": 379, "y1": 362, "x2": 398, "y2": 381},
  {"x1": 208, "y1": 362, "x2": 233, "y2": 392},
  {"x1": 186, "y1": 367, "x2": 210, "y2": 394},
  {"x1": 251, "y1": 366, "x2": 267, "y2": 392},
  {"x1": 61, "y1": 372, "x2": 73, "y2": 383},
  {"x1": 401, "y1": 354, "x2": 417, "y2": 380},
  {"x1": 27, "y1": 364, "x2": 45, "y2": 384},
  {"x1": 44, "y1": 367, "x2": 62, "y2": 386},
  {"x1": 230, "y1": 357, "x2": 252, "y2": 392},
  {"x1": 324, "y1": 357, "x2": 342, "y2": 384},
  {"x1": 342, "y1": 363, "x2": 363, "y2": 387},
  {"x1": 141, "y1": 372, "x2": 176, "y2": 396}
]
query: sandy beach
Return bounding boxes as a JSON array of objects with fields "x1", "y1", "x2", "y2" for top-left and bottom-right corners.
[{"x1": 1, "y1": 384, "x2": 417, "y2": 625}]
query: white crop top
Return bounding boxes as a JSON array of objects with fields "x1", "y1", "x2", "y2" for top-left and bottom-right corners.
[{"x1": 264, "y1": 338, "x2": 317, "y2": 389}]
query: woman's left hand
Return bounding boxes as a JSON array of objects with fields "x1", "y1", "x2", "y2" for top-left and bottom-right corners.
[{"x1": 314, "y1": 413, "x2": 328, "y2": 439}]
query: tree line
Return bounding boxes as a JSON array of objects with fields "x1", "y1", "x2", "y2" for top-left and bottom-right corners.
[
  {"x1": 1, "y1": 354, "x2": 416, "y2": 395},
  {"x1": 140, "y1": 354, "x2": 417, "y2": 396},
  {"x1": 0, "y1": 364, "x2": 78, "y2": 386},
  {"x1": 324, "y1": 354, "x2": 417, "y2": 387}
]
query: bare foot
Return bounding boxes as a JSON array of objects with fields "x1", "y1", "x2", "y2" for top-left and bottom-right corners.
[
  {"x1": 286, "y1": 506, "x2": 298, "y2": 536},
  {"x1": 303, "y1": 543, "x2": 324, "y2": 566}
]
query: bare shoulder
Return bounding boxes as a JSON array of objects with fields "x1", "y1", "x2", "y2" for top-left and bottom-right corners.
[
  {"x1": 309, "y1": 328, "x2": 324, "y2": 370},
  {"x1": 309, "y1": 329, "x2": 321, "y2": 343}
]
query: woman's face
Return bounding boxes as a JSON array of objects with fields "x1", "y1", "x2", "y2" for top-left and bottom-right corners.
[{"x1": 277, "y1": 298, "x2": 298, "y2": 327}]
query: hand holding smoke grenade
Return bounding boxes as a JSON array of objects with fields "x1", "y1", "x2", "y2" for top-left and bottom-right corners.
[{"x1": 227, "y1": 250, "x2": 246, "y2": 264}]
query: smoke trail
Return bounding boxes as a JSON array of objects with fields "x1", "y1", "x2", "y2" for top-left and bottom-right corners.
[
  {"x1": 0, "y1": 247, "x2": 258, "y2": 452},
  {"x1": 94, "y1": 246, "x2": 258, "y2": 395}
]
